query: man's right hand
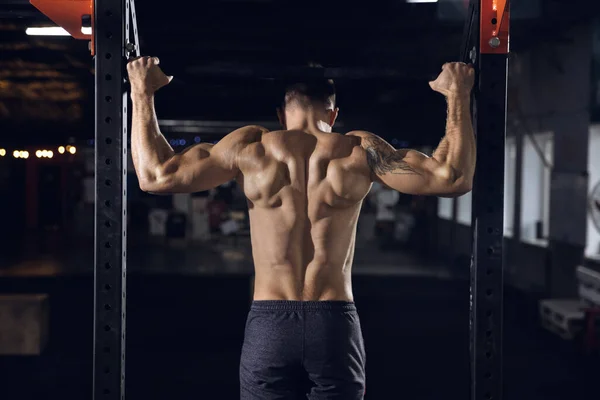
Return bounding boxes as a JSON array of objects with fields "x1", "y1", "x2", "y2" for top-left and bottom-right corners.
[
  {"x1": 127, "y1": 56, "x2": 173, "y2": 96},
  {"x1": 429, "y1": 62, "x2": 475, "y2": 97}
]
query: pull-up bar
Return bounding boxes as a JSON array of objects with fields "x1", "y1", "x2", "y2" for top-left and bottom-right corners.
[{"x1": 27, "y1": 1, "x2": 510, "y2": 400}]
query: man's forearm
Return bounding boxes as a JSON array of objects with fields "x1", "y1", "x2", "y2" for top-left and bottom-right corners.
[
  {"x1": 131, "y1": 94, "x2": 175, "y2": 184},
  {"x1": 432, "y1": 94, "x2": 476, "y2": 187}
]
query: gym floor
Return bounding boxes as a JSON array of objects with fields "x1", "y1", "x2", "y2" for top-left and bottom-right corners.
[{"x1": 0, "y1": 241, "x2": 597, "y2": 400}]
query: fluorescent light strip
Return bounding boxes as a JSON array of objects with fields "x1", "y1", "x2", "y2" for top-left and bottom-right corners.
[
  {"x1": 25, "y1": 26, "x2": 91, "y2": 36},
  {"x1": 26, "y1": 27, "x2": 70, "y2": 36},
  {"x1": 406, "y1": 0, "x2": 438, "y2": 3}
]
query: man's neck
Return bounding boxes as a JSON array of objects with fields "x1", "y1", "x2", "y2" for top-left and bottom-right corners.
[{"x1": 284, "y1": 109, "x2": 331, "y2": 133}]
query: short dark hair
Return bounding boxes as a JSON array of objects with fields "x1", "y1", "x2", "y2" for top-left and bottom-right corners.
[{"x1": 282, "y1": 65, "x2": 336, "y2": 110}]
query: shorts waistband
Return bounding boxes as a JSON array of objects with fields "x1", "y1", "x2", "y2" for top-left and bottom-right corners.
[{"x1": 250, "y1": 300, "x2": 356, "y2": 312}]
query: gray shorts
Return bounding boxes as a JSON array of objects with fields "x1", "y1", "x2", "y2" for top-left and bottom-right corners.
[{"x1": 240, "y1": 300, "x2": 366, "y2": 400}]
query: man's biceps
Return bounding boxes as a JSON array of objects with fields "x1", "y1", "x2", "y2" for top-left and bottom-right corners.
[{"x1": 410, "y1": 156, "x2": 441, "y2": 175}]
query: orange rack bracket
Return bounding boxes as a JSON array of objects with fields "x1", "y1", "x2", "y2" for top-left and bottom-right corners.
[
  {"x1": 480, "y1": 0, "x2": 509, "y2": 54},
  {"x1": 30, "y1": 0, "x2": 95, "y2": 55}
]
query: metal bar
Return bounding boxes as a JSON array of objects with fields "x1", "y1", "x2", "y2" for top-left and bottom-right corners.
[
  {"x1": 461, "y1": 3, "x2": 477, "y2": 63},
  {"x1": 469, "y1": 0, "x2": 509, "y2": 395},
  {"x1": 93, "y1": 0, "x2": 127, "y2": 398},
  {"x1": 2, "y1": 0, "x2": 35, "y2": 4},
  {"x1": 158, "y1": 119, "x2": 282, "y2": 128},
  {"x1": 128, "y1": 0, "x2": 140, "y2": 57},
  {"x1": 0, "y1": 6, "x2": 42, "y2": 19},
  {"x1": 185, "y1": 64, "x2": 429, "y2": 80},
  {"x1": 470, "y1": 53, "x2": 507, "y2": 400}
]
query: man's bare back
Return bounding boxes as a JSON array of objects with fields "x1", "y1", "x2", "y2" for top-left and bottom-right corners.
[
  {"x1": 127, "y1": 56, "x2": 476, "y2": 399},
  {"x1": 127, "y1": 58, "x2": 476, "y2": 301},
  {"x1": 238, "y1": 128, "x2": 372, "y2": 301}
]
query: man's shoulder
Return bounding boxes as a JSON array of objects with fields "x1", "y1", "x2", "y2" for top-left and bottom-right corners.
[
  {"x1": 232, "y1": 125, "x2": 269, "y2": 141},
  {"x1": 344, "y1": 130, "x2": 377, "y2": 146},
  {"x1": 344, "y1": 130, "x2": 375, "y2": 139},
  {"x1": 222, "y1": 125, "x2": 269, "y2": 151},
  {"x1": 343, "y1": 131, "x2": 385, "y2": 153}
]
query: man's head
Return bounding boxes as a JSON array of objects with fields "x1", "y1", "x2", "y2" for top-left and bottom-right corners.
[{"x1": 277, "y1": 72, "x2": 339, "y2": 132}]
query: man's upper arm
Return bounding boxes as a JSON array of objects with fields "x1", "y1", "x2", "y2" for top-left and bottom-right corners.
[
  {"x1": 348, "y1": 131, "x2": 457, "y2": 196},
  {"x1": 147, "y1": 125, "x2": 265, "y2": 193}
]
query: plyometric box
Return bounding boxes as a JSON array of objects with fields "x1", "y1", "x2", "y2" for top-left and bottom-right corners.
[
  {"x1": 539, "y1": 299, "x2": 584, "y2": 340},
  {"x1": 0, "y1": 294, "x2": 49, "y2": 355},
  {"x1": 577, "y1": 265, "x2": 600, "y2": 307}
]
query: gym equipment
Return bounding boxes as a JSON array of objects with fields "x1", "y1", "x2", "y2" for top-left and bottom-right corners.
[
  {"x1": 22, "y1": 1, "x2": 510, "y2": 399},
  {"x1": 463, "y1": 2, "x2": 509, "y2": 400}
]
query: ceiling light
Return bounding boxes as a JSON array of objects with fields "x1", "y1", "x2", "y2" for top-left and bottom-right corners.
[{"x1": 26, "y1": 27, "x2": 70, "y2": 36}]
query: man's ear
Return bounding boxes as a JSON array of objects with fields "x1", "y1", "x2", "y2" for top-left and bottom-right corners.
[
  {"x1": 329, "y1": 107, "x2": 339, "y2": 127},
  {"x1": 276, "y1": 107, "x2": 286, "y2": 129}
]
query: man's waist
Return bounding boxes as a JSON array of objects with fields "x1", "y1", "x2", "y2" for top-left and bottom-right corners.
[{"x1": 250, "y1": 300, "x2": 356, "y2": 312}]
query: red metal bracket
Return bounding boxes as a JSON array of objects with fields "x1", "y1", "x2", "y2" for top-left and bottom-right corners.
[
  {"x1": 30, "y1": 0, "x2": 95, "y2": 55},
  {"x1": 480, "y1": 0, "x2": 510, "y2": 54}
]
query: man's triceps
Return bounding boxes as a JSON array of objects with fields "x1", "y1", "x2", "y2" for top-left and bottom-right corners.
[{"x1": 362, "y1": 136, "x2": 420, "y2": 176}]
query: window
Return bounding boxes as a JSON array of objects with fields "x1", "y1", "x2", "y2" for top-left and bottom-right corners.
[
  {"x1": 456, "y1": 191, "x2": 472, "y2": 226},
  {"x1": 438, "y1": 197, "x2": 453, "y2": 220},
  {"x1": 504, "y1": 137, "x2": 516, "y2": 237},
  {"x1": 586, "y1": 125, "x2": 600, "y2": 259},
  {"x1": 520, "y1": 132, "x2": 553, "y2": 246},
  {"x1": 437, "y1": 136, "x2": 517, "y2": 231},
  {"x1": 451, "y1": 137, "x2": 517, "y2": 231}
]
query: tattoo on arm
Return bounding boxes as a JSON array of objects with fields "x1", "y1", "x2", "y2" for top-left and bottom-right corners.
[{"x1": 363, "y1": 136, "x2": 419, "y2": 175}]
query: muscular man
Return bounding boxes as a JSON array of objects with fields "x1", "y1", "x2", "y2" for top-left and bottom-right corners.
[{"x1": 127, "y1": 58, "x2": 475, "y2": 399}]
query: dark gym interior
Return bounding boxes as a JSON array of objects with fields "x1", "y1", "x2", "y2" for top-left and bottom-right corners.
[{"x1": 0, "y1": 1, "x2": 599, "y2": 399}]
